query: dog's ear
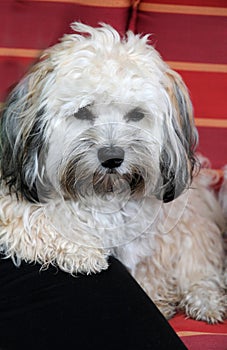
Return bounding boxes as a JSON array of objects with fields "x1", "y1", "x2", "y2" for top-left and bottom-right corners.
[
  {"x1": 158, "y1": 69, "x2": 198, "y2": 203},
  {"x1": 0, "y1": 56, "x2": 53, "y2": 202}
]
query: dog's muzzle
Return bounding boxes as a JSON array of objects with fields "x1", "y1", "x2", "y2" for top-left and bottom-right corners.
[
  {"x1": 98, "y1": 146, "x2": 125, "y2": 169},
  {"x1": 60, "y1": 145, "x2": 145, "y2": 200}
]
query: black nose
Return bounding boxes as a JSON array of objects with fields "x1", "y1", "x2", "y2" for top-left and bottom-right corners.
[{"x1": 98, "y1": 147, "x2": 125, "y2": 169}]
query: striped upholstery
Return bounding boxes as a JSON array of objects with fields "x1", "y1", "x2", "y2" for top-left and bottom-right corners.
[
  {"x1": 170, "y1": 313, "x2": 227, "y2": 349},
  {"x1": 0, "y1": 1, "x2": 227, "y2": 348},
  {"x1": 135, "y1": 0, "x2": 227, "y2": 169}
]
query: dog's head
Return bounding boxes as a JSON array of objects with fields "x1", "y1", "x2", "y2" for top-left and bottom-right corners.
[{"x1": 0, "y1": 23, "x2": 198, "y2": 204}]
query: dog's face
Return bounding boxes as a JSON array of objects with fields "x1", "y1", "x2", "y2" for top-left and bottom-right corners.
[
  {"x1": 45, "y1": 101, "x2": 162, "y2": 203},
  {"x1": 0, "y1": 23, "x2": 198, "y2": 205}
]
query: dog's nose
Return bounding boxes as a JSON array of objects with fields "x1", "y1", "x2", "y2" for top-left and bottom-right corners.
[{"x1": 98, "y1": 146, "x2": 125, "y2": 169}]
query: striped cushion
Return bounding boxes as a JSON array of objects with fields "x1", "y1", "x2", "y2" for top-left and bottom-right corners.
[
  {"x1": 169, "y1": 313, "x2": 227, "y2": 350},
  {"x1": 135, "y1": 0, "x2": 227, "y2": 169}
]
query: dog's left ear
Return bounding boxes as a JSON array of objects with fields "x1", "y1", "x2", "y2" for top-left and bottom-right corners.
[{"x1": 158, "y1": 69, "x2": 198, "y2": 203}]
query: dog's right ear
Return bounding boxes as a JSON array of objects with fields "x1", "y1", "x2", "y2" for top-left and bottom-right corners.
[
  {"x1": 0, "y1": 55, "x2": 54, "y2": 202},
  {"x1": 157, "y1": 69, "x2": 198, "y2": 203}
]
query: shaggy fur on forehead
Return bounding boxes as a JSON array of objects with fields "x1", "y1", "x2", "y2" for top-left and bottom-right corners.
[{"x1": 44, "y1": 23, "x2": 171, "y2": 115}]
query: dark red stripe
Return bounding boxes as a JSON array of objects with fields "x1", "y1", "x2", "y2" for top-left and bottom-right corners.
[
  {"x1": 177, "y1": 71, "x2": 227, "y2": 119},
  {"x1": 0, "y1": 57, "x2": 36, "y2": 100},
  {"x1": 182, "y1": 334, "x2": 227, "y2": 350},
  {"x1": 0, "y1": 2, "x2": 130, "y2": 50},
  {"x1": 136, "y1": 12, "x2": 227, "y2": 64},
  {"x1": 196, "y1": 126, "x2": 227, "y2": 168}
]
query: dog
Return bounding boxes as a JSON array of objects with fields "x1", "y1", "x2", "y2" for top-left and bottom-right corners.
[{"x1": 0, "y1": 22, "x2": 226, "y2": 323}]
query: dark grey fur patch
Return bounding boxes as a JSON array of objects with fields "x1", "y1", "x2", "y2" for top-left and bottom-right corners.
[
  {"x1": 158, "y1": 148, "x2": 188, "y2": 203},
  {"x1": 0, "y1": 93, "x2": 47, "y2": 202},
  {"x1": 124, "y1": 108, "x2": 145, "y2": 122},
  {"x1": 74, "y1": 107, "x2": 95, "y2": 121}
]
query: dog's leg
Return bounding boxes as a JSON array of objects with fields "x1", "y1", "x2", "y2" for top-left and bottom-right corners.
[
  {"x1": 175, "y1": 223, "x2": 226, "y2": 323},
  {"x1": 0, "y1": 195, "x2": 109, "y2": 274},
  {"x1": 133, "y1": 258, "x2": 180, "y2": 319},
  {"x1": 175, "y1": 190, "x2": 226, "y2": 322}
]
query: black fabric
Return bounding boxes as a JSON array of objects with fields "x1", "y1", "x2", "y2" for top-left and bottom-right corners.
[{"x1": 0, "y1": 256, "x2": 187, "y2": 349}]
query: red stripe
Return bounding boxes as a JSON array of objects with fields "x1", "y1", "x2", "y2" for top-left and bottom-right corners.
[
  {"x1": 0, "y1": 57, "x2": 36, "y2": 100},
  {"x1": 0, "y1": 2, "x2": 130, "y2": 50},
  {"x1": 141, "y1": 0, "x2": 227, "y2": 7},
  {"x1": 182, "y1": 334, "x2": 227, "y2": 350},
  {"x1": 177, "y1": 71, "x2": 227, "y2": 120},
  {"x1": 196, "y1": 127, "x2": 227, "y2": 168},
  {"x1": 136, "y1": 12, "x2": 227, "y2": 64}
]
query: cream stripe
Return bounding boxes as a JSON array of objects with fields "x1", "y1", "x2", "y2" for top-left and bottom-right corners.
[
  {"x1": 195, "y1": 118, "x2": 227, "y2": 128},
  {"x1": 0, "y1": 47, "x2": 41, "y2": 58},
  {"x1": 167, "y1": 61, "x2": 227, "y2": 73},
  {"x1": 139, "y1": 3, "x2": 227, "y2": 16},
  {"x1": 177, "y1": 330, "x2": 227, "y2": 337},
  {"x1": 24, "y1": 0, "x2": 130, "y2": 7}
]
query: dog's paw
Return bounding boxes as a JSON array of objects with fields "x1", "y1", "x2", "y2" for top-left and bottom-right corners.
[{"x1": 179, "y1": 282, "x2": 226, "y2": 324}]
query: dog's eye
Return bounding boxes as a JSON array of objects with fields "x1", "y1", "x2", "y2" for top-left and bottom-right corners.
[
  {"x1": 125, "y1": 108, "x2": 145, "y2": 122},
  {"x1": 74, "y1": 107, "x2": 95, "y2": 121}
]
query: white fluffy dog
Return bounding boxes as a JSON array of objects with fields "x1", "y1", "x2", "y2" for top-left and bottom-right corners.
[{"x1": 0, "y1": 23, "x2": 226, "y2": 323}]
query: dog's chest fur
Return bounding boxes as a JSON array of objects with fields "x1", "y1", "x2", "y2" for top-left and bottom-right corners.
[{"x1": 45, "y1": 195, "x2": 160, "y2": 270}]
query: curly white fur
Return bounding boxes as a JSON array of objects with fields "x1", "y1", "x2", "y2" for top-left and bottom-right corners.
[{"x1": 0, "y1": 23, "x2": 225, "y2": 323}]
